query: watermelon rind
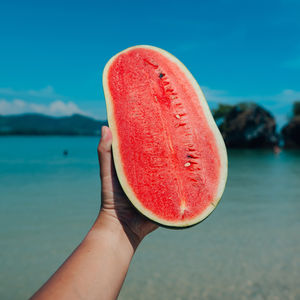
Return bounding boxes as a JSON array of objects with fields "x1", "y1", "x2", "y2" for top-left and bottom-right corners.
[{"x1": 103, "y1": 45, "x2": 228, "y2": 227}]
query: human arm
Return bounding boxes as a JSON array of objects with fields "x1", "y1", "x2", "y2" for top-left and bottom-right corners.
[{"x1": 31, "y1": 126, "x2": 158, "y2": 300}]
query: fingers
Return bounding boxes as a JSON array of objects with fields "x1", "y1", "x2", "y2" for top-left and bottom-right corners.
[{"x1": 98, "y1": 126, "x2": 113, "y2": 180}]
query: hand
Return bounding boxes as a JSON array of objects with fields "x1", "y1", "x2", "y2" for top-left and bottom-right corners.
[{"x1": 96, "y1": 126, "x2": 158, "y2": 250}]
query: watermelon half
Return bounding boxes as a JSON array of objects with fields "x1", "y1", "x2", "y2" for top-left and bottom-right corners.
[{"x1": 103, "y1": 45, "x2": 227, "y2": 227}]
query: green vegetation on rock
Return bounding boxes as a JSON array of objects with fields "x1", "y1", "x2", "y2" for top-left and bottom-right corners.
[
  {"x1": 292, "y1": 101, "x2": 300, "y2": 117},
  {"x1": 281, "y1": 101, "x2": 300, "y2": 148},
  {"x1": 212, "y1": 104, "x2": 234, "y2": 120}
]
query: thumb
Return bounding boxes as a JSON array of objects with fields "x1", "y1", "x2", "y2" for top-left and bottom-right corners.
[{"x1": 98, "y1": 126, "x2": 113, "y2": 180}]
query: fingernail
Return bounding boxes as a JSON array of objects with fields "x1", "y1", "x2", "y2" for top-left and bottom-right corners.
[{"x1": 101, "y1": 126, "x2": 107, "y2": 138}]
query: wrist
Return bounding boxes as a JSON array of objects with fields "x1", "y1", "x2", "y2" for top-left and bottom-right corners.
[{"x1": 87, "y1": 211, "x2": 141, "y2": 255}]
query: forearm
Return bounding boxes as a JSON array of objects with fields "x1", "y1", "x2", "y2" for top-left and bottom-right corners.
[{"x1": 31, "y1": 213, "x2": 138, "y2": 300}]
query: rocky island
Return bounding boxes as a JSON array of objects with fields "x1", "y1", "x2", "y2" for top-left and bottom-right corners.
[
  {"x1": 213, "y1": 103, "x2": 278, "y2": 148},
  {"x1": 281, "y1": 102, "x2": 300, "y2": 148}
]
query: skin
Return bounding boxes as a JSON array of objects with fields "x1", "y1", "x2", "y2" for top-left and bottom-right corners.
[{"x1": 31, "y1": 126, "x2": 158, "y2": 300}]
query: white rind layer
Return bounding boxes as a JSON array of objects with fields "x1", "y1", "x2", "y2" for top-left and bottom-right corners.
[{"x1": 103, "y1": 45, "x2": 228, "y2": 227}]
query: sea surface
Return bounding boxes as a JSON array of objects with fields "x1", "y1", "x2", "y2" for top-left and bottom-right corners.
[{"x1": 0, "y1": 137, "x2": 299, "y2": 300}]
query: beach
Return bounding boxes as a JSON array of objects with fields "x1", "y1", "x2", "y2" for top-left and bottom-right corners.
[{"x1": 0, "y1": 137, "x2": 299, "y2": 299}]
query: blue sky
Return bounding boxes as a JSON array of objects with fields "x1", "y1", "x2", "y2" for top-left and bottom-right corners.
[{"x1": 0, "y1": 0, "x2": 299, "y2": 126}]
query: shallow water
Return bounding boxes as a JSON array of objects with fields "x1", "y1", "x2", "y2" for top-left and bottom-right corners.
[{"x1": 0, "y1": 137, "x2": 299, "y2": 300}]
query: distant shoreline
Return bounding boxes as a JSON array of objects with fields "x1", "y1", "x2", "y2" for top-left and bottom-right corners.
[
  {"x1": 1, "y1": 108, "x2": 299, "y2": 148},
  {"x1": 0, "y1": 113, "x2": 107, "y2": 136}
]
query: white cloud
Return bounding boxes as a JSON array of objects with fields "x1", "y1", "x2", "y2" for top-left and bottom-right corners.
[
  {"x1": 0, "y1": 86, "x2": 106, "y2": 119},
  {"x1": 0, "y1": 99, "x2": 88, "y2": 117},
  {"x1": 202, "y1": 86, "x2": 243, "y2": 106},
  {"x1": 282, "y1": 57, "x2": 300, "y2": 69},
  {"x1": 275, "y1": 89, "x2": 300, "y2": 103},
  {"x1": 202, "y1": 86, "x2": 300, "y2": 107},
  {"x1": 201, "y1": 87, "x2": 300, "y2": 128},
  {"x1": 0, "y1": 86, "x2": 61, "y2": 100}
]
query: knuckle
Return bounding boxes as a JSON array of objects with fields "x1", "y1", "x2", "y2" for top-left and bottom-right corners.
[
  {"x1": 97, "y1": 144, "x2": 105, "y2": 154},
  {"x1": 97, "y1": 142, "x2": 109, "y2": 155}
]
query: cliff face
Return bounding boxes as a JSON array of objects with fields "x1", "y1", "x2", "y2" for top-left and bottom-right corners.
[
  {"x1": 219, "y1": 103, "x2": 278, "y2": 148},
  {"x1": 281, "y1": 116, "x2": 300, "y2": 148}
]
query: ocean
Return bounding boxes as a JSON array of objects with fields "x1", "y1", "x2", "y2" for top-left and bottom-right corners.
[{"x1": 0, "y1": 137, "x2": 299, "y2": 300}]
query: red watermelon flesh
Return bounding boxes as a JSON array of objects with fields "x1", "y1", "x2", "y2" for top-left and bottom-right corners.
[{"x1": 103, "y1": 46, "x2": 227, "y2": 227}]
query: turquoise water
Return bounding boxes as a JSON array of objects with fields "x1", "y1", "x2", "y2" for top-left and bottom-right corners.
[{"x1": 0, "y1": 137, "x2": 299, "y2": 300}]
